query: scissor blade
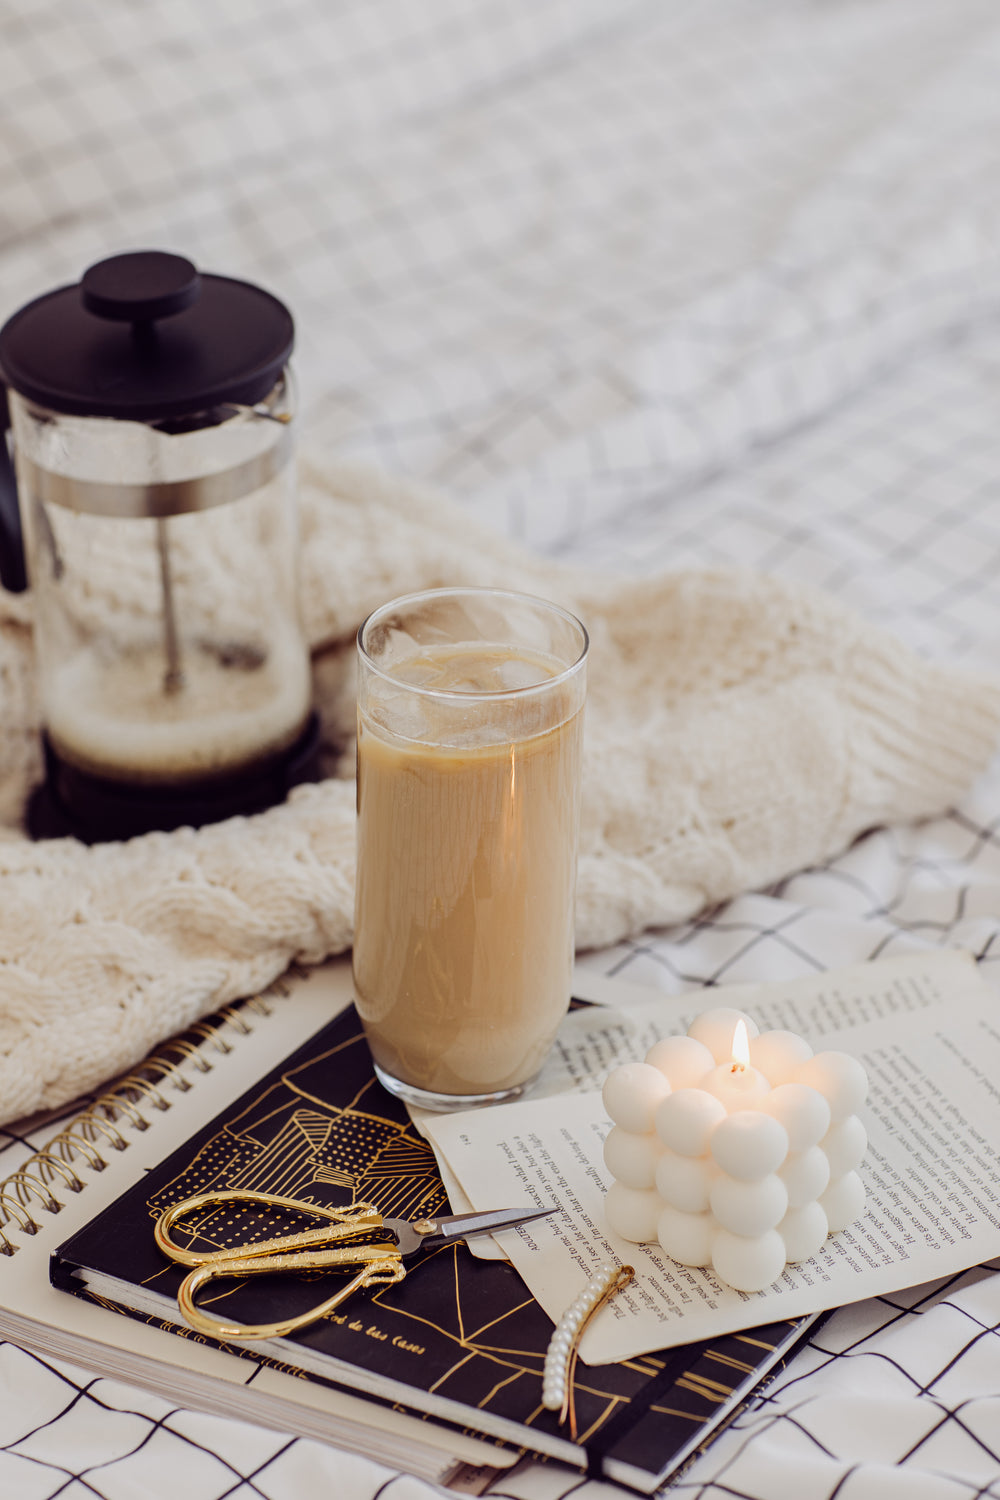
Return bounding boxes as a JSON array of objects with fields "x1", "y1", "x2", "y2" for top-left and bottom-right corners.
[{"x1": 431, "y1": 1204, "x2": 559, "y2": 1245}]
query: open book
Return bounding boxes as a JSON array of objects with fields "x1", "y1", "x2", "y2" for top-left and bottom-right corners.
[
  {"x1": 0, "y1": 957, "x2": 818, "y2": 1496},
  {"x1": 423, "y1": 947, "x2": 1000, "y2": 1366},
  {"x1": 45, "y1": 969, "x2": 819, "y2": 1495}
]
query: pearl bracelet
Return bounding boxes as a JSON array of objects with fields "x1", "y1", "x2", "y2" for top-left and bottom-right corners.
[{"x1": 542, "y1": 1261, "x2": 634, "y2": 1437}]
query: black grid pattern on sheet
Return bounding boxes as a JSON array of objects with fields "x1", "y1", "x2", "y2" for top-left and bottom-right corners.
[
  {"x1": 4, "y1": 0, "x2": 1000, "y2": 1496},
  {"x1": 4, "y1": 0, "x2": 1000, "y2": 563},
  {"x1": 2, "y1": 1265, "x2": 999, "y2": 1497}
]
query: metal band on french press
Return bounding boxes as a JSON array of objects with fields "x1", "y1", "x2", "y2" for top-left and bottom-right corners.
[{"x1": 17, "y1": 423, "x2": 293, "y2": 518}]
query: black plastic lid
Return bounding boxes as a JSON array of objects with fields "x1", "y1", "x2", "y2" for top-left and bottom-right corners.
[{"x1": 0, "y1": 251, "x2": 294, "y2": 421}]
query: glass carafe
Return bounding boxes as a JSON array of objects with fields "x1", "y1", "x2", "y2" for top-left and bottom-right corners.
[{"x1": 0, "y1": 251, "x2": 318, "y2": 840}]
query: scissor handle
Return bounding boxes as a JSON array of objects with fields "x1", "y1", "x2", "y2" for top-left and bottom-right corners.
[
  {"x1": 154, "y1": 1189, "x2": 384, "y2": 1268},
  {"x1": 177, "y1": 1245, "x2": 407, "y2": 1339}
]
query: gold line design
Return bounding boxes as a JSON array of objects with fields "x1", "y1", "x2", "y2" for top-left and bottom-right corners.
[
  {"x1": 705, "y1": 1350, "x2": 756, "y2": 1375},
  {"x1": 647, "y1": 1405, "x2": 704, "y2": 1425},
  {"x1": 574, "y1": 1394, "x2": 630, "y2": 1446},
  {"x1": 674, "y1": 1375, "x2": 730, "y2": 1403}
]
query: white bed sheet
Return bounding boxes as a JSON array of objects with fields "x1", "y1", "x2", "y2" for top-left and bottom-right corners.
[{"x1": 2, "y1": 2, "x2": 999, "y2": 1496}]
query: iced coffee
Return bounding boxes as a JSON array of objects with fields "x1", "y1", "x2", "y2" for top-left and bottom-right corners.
[{"x1": 353, "y1": 589, "x2": 588, "y2": 1110}]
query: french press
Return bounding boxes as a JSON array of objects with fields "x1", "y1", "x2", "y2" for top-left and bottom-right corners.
[{"x1": 0, "y1": 250, "x2": 319, "y2": 842}]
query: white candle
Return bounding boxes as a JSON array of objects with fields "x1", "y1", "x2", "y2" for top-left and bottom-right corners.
[
  {"x1": 655, "y1": 1088, "x2": 727, "y2": 1157},
  {"x1": 749, "y1": 1028, "x2": 813, "y2": 1085},
  {"x1": 822, "y1": 1115, "x2": 868, "y2": 1176},
  {"x1": 644, "y1": 1034, "x2": 715, "y2": 1088},
  {"x1": 657, "y1": 1205, "x2": 714, "y2": 1268},
  {"x1": 603, "y1": 1125, "x2": 663, "y2": 1190},
  {"x1": 602, "y1": 1061, "x2": 672, "y2": 1135},
  {"x1": 605, "y1": 1180, "x2": 662, "y2": 1243},
  {"x1": 711, "y1": 1227, "x2": 786, "y2": 1293},
  {"x1": 655, "y1": 1148, "x2": 715, "y2": 1213},
  {"x1": 709, "y1": 1172, "x2": 788, "y2": 1237},
  {"x1": 700, "y1": 1019, "x2": 771, "y2": 1112},
  {"x1": 710, "y1": 1110, "x2": 788, "y2": 1181},
  {"x1": 795, "y1": 1050, "x2": 869, "y2": 1121},
  {"x1": 602, "y1": 1005, "x2": 869, "y2": 1292},
  {"x1": 687, "y1": 1007, "x2": 760, "y2": 1062},
  {"x1": 779, "y1": 1145, "x2": 831, "y2": 1207},
  {"x1": 820, "y1": 1170, "x2": 866, "y2": 1232},
  {"x1": 761, "y1": 1081, "x2": 831, "y2": 1151},
  {"x1": 779, "y1": 1201, "x2": 829, "y2": 1263}
]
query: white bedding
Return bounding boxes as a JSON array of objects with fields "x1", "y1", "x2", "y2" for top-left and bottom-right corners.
[{"x1": 2, "y1": 2, "x2": 1000, "y2": 1496}]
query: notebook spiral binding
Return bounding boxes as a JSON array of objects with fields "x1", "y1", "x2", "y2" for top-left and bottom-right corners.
[{"x1": 0, "y1": 972, "x2": 299, "y2": 1256}]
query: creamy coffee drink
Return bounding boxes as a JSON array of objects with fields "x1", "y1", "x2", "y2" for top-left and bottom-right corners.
[{"x1": 353, "y1": 630, "x2": 586, "y2": 1106}]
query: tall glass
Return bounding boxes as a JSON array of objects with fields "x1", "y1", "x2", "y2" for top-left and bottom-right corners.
[{"x1": 353, "y1": 587, "x2": 589, "y2": 1111}]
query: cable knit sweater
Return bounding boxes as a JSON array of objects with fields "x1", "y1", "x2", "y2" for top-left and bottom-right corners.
[{"x1": 1, "y1": 457, "x2": 998, "y2": 1125}]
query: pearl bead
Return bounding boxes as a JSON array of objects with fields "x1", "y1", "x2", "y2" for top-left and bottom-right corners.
[
  {"x1": 750, "y1": 1028, "x2": 814, "y2": 1085},
  {"x1": 602, "y1": 1062, "x2": 672, "y2": 1134},
  {"x1": 820, "y1": 1170, "x2": 866, "y2": 1232},
  {"x1": 542, "y1": 1262, "x2": 633, "y2": 1413},
  {"x1": 655, "y1": 1088, "x2": 727, "y2": 1156},
  {"x1": 761, "y1": 1082, "x2": 830, "y2": 1151},
  {"x1": 710, "y1": 1172, "x2": 788, "y2": 1237},
  {"x1": 711, "y1": 1228, "x2": 786, "y2": 1293},
  {"x1": 794, "y1": 1051, "x2": 868, "y2": 1122},
  {"x1": 603, "y1": 1126, "x2": 662, "y2": 1189},
  {"x1": 644, "y1": 1034, "x2": 715, "y2": 1089},
  {"x1": 605, "y1": 1180, "x2": 662, "y2": 1242},
  {"x1": 655, "y1": 1148, "x2": 714, "y2": 1213},
  {"x1": 822, "y1": 1114, "x2": 868, "y2": 1176},
  {"x1": 710, "y1": 1110, "x2": 789, "y2": 1181},
  {"x1": 657, "y1": 1205, "x2": 714, "y2": 1267},
  {"x1": 779, "y1": 1202, "x2": 829, "y2": 1263},
  {"x1": 686, "y1": 1007, "x2": 760, "y2": 1063},
  {"x1": 701, "y1": 1060, "x2": 771, "y2": 1113},
  {"x1": 779, "y1": 1145, "x2": 831, "y2": 1208}
]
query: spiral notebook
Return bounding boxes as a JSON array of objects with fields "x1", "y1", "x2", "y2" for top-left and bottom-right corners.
[{"x1": 1, "y1": 959, "x2": 817, "y2": 1495}]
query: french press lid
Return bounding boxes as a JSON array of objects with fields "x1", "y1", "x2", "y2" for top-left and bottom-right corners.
[{"x1": 0, "y1": 250, "x2": 295, "y2": 422}]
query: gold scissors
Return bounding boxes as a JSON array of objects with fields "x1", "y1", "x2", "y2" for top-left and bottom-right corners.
[{"x1": 155, "y1": 1188, "x2": 557, "y2": 1341}]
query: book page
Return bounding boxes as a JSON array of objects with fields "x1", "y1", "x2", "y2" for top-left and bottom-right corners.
[
  {"x1": 415, "y1": 948, "x2": 979, "y2": 1251},
  {"x1": 422, "y1": 949, "x2": 1000, "y2": 1365},
  {"x1": 557, "y1": 947, "x2": 978, "y2": 1086}
]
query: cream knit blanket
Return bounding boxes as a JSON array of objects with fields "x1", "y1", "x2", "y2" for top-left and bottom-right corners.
[{"x1": 1, "y1": 457, "x2": 998, "y2": 1126}]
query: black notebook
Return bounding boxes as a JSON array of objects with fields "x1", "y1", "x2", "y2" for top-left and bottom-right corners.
[{"x1": 48, "y1": 965, "x2": 819, "y2": 1495}]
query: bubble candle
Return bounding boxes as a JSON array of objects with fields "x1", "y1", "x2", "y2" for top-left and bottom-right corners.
[{"x1": 602, "y1": 1007, "x2": 869, "y2": 1293}]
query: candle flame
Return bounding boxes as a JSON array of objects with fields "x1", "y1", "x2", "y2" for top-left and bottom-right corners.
[{"x1": 731, "y1": 1018, "x2": 750, "y2": 1071}]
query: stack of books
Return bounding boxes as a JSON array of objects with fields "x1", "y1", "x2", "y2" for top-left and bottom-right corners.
[{"x1": 0, "y1": 960, "x2": 817, "y2": 1495}]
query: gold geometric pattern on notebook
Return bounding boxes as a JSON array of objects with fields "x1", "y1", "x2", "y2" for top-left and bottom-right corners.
[{"x1": 147, "y1": 1034, "x2": 449, "y2": 1240}]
